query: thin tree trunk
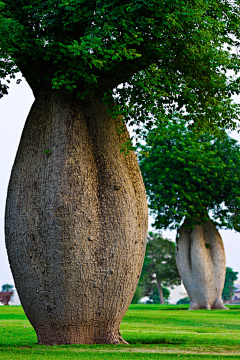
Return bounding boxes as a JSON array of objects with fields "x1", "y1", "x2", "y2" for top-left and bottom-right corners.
[
  {"x1": 156, "y1": 279, "x2": 164, "y2": 304},
  {"x1": 175, "y1": 219, "x2": 227, "y2": 310},
  {"x1": 230, "y1": 288, "x2": 233, "y2": 304},
  {"x1": 5, "y1": 87, "x2": 148, "y2": 345}
]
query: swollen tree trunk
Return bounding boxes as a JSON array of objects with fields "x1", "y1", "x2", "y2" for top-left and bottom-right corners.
[
  {"x1": 175, "y1": 219, "x2": 227, "y2": 310},
  {"x1": 156, "y1": 278, "x2": 164, "y2": 304},
  {"x1": 5, "y1": 87, "x2": 148, "y2": 345}
]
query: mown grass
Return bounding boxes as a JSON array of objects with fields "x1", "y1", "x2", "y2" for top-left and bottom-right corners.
[{"x1": 0, "y1": 304, "x2": 240, "y2": 359}]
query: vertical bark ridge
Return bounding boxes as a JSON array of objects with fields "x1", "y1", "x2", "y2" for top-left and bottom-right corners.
[
  {"x1": 175, "y1": 227, "x2": 192, "y2": 292},
  {"x1": 190, "y1": 225, "x2": 214, "y2": 308},
  {"x1": 203, "y1": 222, "x2": 227, "y2": 309},
  {"x1": 5, "y1": 89, "x2": 148, "y2": 344}
]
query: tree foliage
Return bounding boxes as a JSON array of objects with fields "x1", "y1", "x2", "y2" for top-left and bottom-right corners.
[
  {"x1": 143, "y1": 232, "x2": 181, "y2": 287},
  {"x1": 176, "y1": 297, "x2": 190, "y2": 305},
  {"x1": 131, "y1": 283, "x2": 145, "y2": 304},
  {"x1": 139, "y1": 121, "x2": 240, "y2": 230},
  {"x1": 146, "y1": 286, "x2": 170, "y2": 304},
  {"x1": 222, "y1": 267, "x2": 238, "y2": 301},
  {"x1": 1, "y1": 1, "x2": 240, "y2": 130},
  {"x1": 133, "y1": 232, "x2": 181, "y2": 304},
  {"x1": 1, "y1": 284, "x2": 14, "y2": 295}
]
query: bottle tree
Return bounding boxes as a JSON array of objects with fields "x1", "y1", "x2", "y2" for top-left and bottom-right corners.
[
  {"x1": 139, "y1": 122, "x2": 240, "y2": 310},
  {"x1": 1, "y1": 0, "x2": 240, "y2": 344}
]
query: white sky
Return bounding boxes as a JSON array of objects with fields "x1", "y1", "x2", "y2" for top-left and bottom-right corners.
[{"x1": 0, "y1": 77, "x2": 240, "y2": 304}]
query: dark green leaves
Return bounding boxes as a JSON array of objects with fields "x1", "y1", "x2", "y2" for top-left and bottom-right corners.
[
  {"x1": 139, "y1": 120, "x2": 240, "y2": 230},
  {"x1": 135, "y1": 232, "x2": 181, "y2": 303},
  {"x1": 141, "y1": 232, "x2": 181, "y2": 288},
  {"x1": 0, "y1": 0, "x2": 240, "y2": 131},
  {"x1": 222, "y1": 267, "x2": 239, "y2": 301}
]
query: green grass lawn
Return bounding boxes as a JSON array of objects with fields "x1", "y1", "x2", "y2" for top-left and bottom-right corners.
[{"x1": 0, "y1": 304, "x2": 240, "y2": 359}]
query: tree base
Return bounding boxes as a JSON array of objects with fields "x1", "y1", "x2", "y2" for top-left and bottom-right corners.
[
  {"x1": 212, "y1": 298, "x2": 229, "y2": 310},
  {"x1": 188, "y1": 298, "x2": 229, "y2": 310},
  {"x1": 36, "y1": 325, "x2": 128, "y2": 345},
  {"x1": 188, "y1": 301, "x2": 210, "y2": 310}
]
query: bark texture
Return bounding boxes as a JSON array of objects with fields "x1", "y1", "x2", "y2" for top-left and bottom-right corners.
[
  {"x1": 5, "y1": 88, "x2": 148, "y2": 345},
  {"x1": 175, "y1": 220, "x2": 227, "y2": 310}
]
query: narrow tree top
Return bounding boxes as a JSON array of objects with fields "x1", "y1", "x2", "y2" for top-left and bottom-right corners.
[{"x1": 1, "y1": 0, "x2": 240, "y2": 128}]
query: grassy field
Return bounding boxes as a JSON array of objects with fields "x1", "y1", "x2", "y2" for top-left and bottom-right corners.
[{"x1": 0, "y1": 304, "x2": 240, "y2": 359}]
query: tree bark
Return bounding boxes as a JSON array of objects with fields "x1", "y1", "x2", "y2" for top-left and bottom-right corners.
[
  {"x1": 175, "y1": 219, "x2": 228, "y2": 310},
  {"x1": 156, "y1": 279, "x2": 164, "y2": 304},
  {"x1": 5, "y1": 87, "x2": 148, "y2": 345}
]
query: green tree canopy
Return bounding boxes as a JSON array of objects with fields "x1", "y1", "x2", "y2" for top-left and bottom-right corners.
[
  {"x1": 146, "y1": 286, "x2": 170, "y2": 304},
  {"x1": 176, "y1": 297, "x2": 190, "y2": 305},
  {"x1": 144, "y1": 232, "x2": 181, "y2": 286},
  {"x1": 1, "y1": 284, "x2": 14, "y2": 293},
  {"x1": 222, "y1": 267, "x2": 238, "y2": 302},
  {"x1": 131, "y1": 283, "x2": 145, "y2": 304},
  {"x1": 139, "y1": 121, "x2": 240, "y2": 230},
  {"x1": 131, "y1": 282, "x2": 170, "y2": 304},
  {"x1": 1, "y1": 0, "x2": 240, "y2": 130},
  {"x1": 136, "y1": 232, "x2": 181, "y2": 304}
]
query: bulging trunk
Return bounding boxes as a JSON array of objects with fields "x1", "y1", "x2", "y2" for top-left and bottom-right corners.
[
  {"x1": 5, "y1": 87, "x2": 148, "y2": 345},
  {"x1": 175, "y1": 219, "x2": 227, "y2": 310}
]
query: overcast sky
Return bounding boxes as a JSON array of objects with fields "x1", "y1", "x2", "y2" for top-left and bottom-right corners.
[{"x1": 1, "y1": 77, "x2": 240, "y2": 304}]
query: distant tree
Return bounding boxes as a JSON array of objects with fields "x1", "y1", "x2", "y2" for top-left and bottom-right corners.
[
  {"x1": 1, "y1": 284, "x2": 14, "y2": 292},
  {"x1": 137, "y1": 232, "x2": 181, "y2": 305},
  {"x1": 1, "y1": 284, "x2": 14, "y2": 300},
  {"x1": 132, "y1": 279, "x2": 170, "y2": 304},
  {"x1": 222, "y1": 267, "x2": 239, "y2": 302},
  {"x1": 139, "y1": 122, "x2": 240, "y2": 309},
  {"x1": 146, "y1": 286, "x2": 170, "y2": 304},
  {"x1": 131, "y1": 283, "x2": 145, "y2": 304},
  {"x1": 176, "y1": 297, "x2": 190, "y2": 305}
]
